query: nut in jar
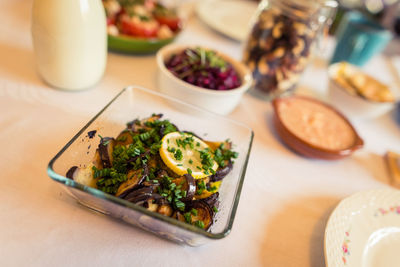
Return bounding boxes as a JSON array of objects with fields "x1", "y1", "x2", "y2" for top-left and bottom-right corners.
[{"x1": 243, "y1": 0, "x2": 337, "y2": 100}]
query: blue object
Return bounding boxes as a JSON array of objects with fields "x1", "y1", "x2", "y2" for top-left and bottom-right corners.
[{"x1": 330, "y1": 12, "x2": 392, "y2": 66}]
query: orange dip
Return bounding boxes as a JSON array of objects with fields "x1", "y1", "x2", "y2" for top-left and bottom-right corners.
[{"x1": 278, "y1": 98, "x2": 356, "y2": 150}]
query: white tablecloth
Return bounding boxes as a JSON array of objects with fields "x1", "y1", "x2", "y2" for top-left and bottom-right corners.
[{"x1": 1, "y1": 1, "x2": 400, "y2": 266}]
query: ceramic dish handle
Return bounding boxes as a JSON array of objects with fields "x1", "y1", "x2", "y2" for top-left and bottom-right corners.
[{"x1": 353, "y1": 135, "x2": 364, "y2": 150}]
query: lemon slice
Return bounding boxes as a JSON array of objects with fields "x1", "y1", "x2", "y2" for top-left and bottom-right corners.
[
  {"x1": 194, "y1": 181, "x2": 222, "y2": 200},
  {"x1": 160, "y1": 132, "x2": 218, "y2": 179}
]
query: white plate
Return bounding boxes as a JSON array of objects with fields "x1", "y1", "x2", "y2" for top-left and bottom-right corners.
[
  {"x1": 196, "y1": 0, "x2": 258, "y2": 41},
  {"x1": 324, "y1": 189, "x2": 400, "y2": 267}
]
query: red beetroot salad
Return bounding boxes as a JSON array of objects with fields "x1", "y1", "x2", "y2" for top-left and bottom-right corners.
[{"x1": 165, "y1": 47, "x2": 242, "y2": 90}]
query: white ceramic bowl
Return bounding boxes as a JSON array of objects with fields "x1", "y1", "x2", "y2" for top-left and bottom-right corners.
[
  {"x1": 328, "y1": 62, "x2": 395, "y2": 120},
  {"x1": 156, "y1": 44, "x2": 252, "y2": 115}
]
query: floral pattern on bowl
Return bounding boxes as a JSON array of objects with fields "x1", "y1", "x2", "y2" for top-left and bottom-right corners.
[
  {"x1": 375, "y1": 206, "x2": 400, "y2": 216},
  {"x1": 341, "y1": 230, "x2": 351, "y2": 264}
]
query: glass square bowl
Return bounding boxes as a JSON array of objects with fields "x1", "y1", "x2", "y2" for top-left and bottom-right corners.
[{"x1": 47, "y1": 86, "x2": 253, "y2": 246}]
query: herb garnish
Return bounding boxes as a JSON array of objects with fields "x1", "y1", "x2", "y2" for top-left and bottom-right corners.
[
  {"x1": 198, "y1": 148, "x2": 214, "y2": 175},
  {"x1": 92, "y1": 116, "x2": 177, "y2": 194},
  {"x1": 158, "y1": 176, "x2": 186, "y2": 211},
  {"x1": 190, "y1": 208, "x2": 198, "y2": 216},
  {"x1": 184, "y1": 212, "x2": 192, "y2": 223},
  {"x1": 194, "y1": 220, "x2": 205, "y2": 229},
  {"x1": 174, "y1": 149, "x2": 183, "y2": 161},
  {"x1": 213, "y1": 142, "x2": 238, "y2": 167},
  {"x1": 196, "y1": 180, "x2": 206, "y2": 195}
]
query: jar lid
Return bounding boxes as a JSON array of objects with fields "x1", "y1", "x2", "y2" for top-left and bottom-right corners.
[{"x1": 270, "y1": 0, "x2": 338, "y2": 20}]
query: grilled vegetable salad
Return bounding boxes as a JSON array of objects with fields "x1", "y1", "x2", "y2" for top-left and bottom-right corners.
[
  {"x1": 67, "y1": 114, "x2": 238, "y2": 230},
  {"x1": 103, "y1": 0, "x2": 182, "y2": 39}
]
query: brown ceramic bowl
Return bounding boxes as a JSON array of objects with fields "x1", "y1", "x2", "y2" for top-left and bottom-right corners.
[{"x1": 272, "y1": 96, "x2": 364, "y2": 160}]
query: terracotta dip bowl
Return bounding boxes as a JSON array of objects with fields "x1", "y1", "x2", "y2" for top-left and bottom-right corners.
[{"x1": 272, "y1": 96, "x2": 364, "y2": 160}]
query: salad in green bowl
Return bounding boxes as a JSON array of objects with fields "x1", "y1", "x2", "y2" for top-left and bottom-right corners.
[{"x1": 103, "y1": 0, "x2": 182, "y2": 53}]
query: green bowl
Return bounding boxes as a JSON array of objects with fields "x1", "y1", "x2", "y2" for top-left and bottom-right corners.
[{"x1": 107, "y1": 34, "x2": 176, "y2": 54}]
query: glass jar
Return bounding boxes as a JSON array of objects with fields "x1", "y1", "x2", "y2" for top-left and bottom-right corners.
[{"x1": 243, "y1": 0, "x2": 337, "y2": 100}]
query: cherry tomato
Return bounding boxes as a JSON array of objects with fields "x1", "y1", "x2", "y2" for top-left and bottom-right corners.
[
  {"x1": 120, "y1": 15, "x2": 159, "y2": 38},
  {"x1": 107, "y1": 17, "x2": 116, "y2": 26},
  {"x1": 155, "y1": 15, "x2": 181, "y2": 31}
]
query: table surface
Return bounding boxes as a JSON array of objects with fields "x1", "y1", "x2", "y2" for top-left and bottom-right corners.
[{"x1": 1, "y1": 1, "x2": 400, "y2": 266}]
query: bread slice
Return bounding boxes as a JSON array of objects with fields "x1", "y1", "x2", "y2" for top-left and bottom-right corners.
[{"x1": 385, "y1": 151, "x2": 400, "y2": 188}]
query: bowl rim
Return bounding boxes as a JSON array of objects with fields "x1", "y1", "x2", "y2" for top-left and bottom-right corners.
[
  {"x1": 156, "y1": 43, "x2": 253, "y2": 96},
  {"x1": 328, "y1": 62, "x2": 396, "y2": 105},
  {"x1": 272, "y1": 95, "x2": 364, "y2": 159},
  {"x1": 107, "y1": 34, "x2": 176, "y2": 54},
  {"x1": 108, "y1": 33, "x2": 176, "y2": 44},
  {"x1": 47, "y1": 85, "x2": 254, "y2": 241}
]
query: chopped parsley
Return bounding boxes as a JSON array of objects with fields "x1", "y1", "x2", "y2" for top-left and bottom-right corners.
[
  {"x1": 194, "y1": 220, "x2": 205, "y2": 229},
  {"x1": 184, "y1": 212, "x2": 192, "y2": 223},
  {"x1": 190, "y1": 208, "x2": 198, "y2": 216},
  {"x1": 174, "y1": 149, "x2": 183, "y2": 161},
  {"x1": 176, "y1": 134, "x2": 195, "y2": 149},
  {"x1": 213, "y1": 142, "x2": 238, "y2": 167},
  {"x1": 198, "y1": 148, "x2": 214, "y2": 175},
  {"x1": 158, "y1": 176, "x2": 186, "y2": 211},
  {"x1": 92, "y1": 166, "x2": 127, "y2": 194},
  {"x1": 116, "y1": 135, "x2": 127, "y2": 142},
  {"x1": 196, "y1": 180, "x2": 206, "y2": 195}
]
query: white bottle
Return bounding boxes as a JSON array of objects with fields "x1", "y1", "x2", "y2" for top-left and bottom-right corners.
[{"x1": 32, "y1": 0, "x2": 107, "y2": 90}]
